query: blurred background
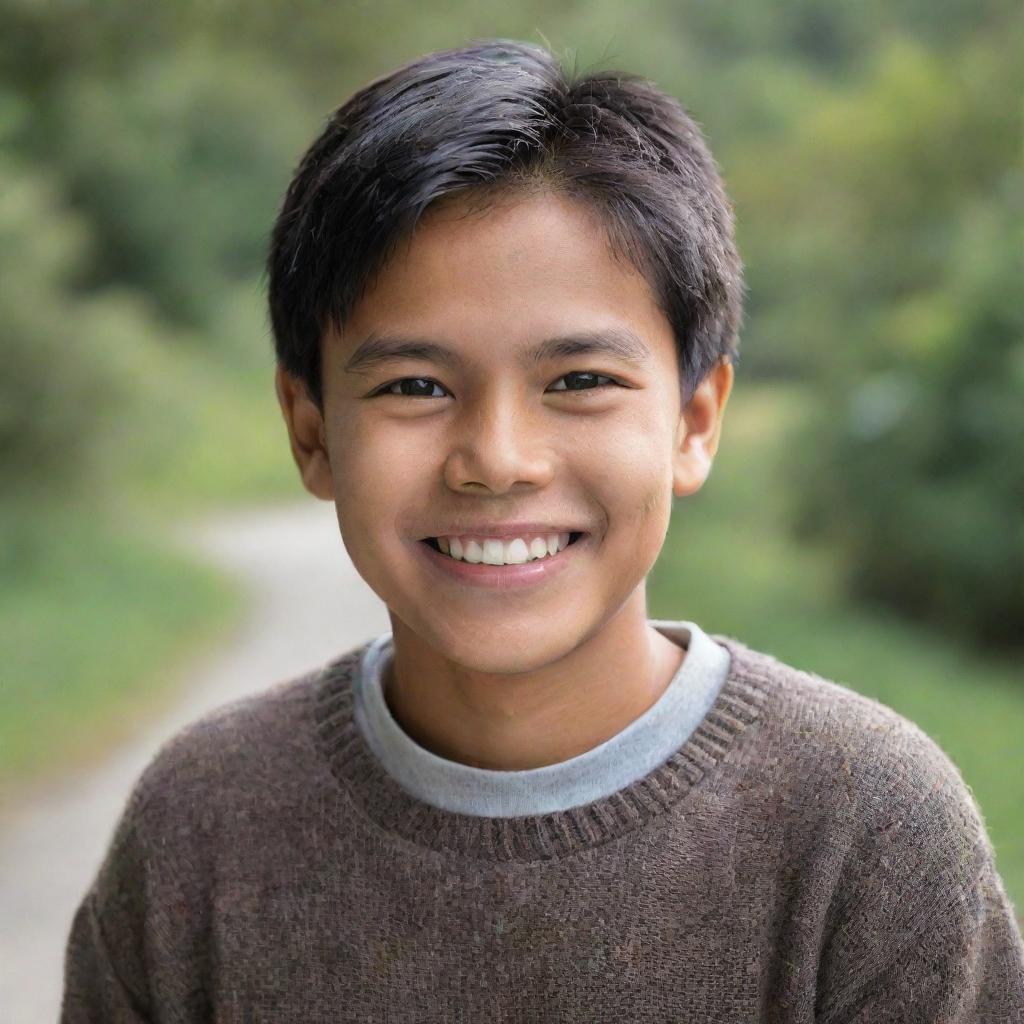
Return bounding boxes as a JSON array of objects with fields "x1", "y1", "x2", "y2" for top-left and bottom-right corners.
[{"x1": 1, "y1": 0, "x2": 1021, "y2": 1006}]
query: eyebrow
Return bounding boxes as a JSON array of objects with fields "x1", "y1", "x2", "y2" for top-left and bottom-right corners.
[{"x1": 343, "y1": 328, "x2": 653, "y2": 375}]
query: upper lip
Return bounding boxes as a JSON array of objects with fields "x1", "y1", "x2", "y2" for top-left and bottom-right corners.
[{"x1": 421, "y1": 522, "x2": 588, "y2": 540}]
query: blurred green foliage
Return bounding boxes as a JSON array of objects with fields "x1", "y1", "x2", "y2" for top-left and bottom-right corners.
[
  {"x1": 52, "y1": 51, "x2": 313, "y2": 326},
  {"x1": 758, "y1": 27, "x2": 1024, "y2": 647},
  {"x1": 0, "y1": 1, "x2": 1020, "y2": 642}
]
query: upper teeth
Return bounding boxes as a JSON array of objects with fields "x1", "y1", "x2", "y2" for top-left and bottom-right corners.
[{"x1": 437, "y1": 533, "x2": 572, "y2": 564}]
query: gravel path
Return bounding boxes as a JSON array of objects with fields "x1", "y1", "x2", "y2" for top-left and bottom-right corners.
[{"x1": 0, "y1": 500, "x2": 389, "y2": 1023}]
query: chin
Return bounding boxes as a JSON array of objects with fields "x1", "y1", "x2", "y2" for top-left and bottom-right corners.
[{"x1": 407, "y1": 614, "x2": 583, "y2": 677}]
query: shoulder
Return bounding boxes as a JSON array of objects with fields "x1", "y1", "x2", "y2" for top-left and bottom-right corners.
[
  {"x1": 711, "y1": 632, "x2": 992, "y2": 860},
  {"x1": 117, "y1": 643, "x2": 368, "y2": 843},
  {"x1": 713, "y1": 636, "x2": 1024, "y2": 1016},
  {"x1": 713, "y1": 632, "x2": 1005, "y2": 989}
]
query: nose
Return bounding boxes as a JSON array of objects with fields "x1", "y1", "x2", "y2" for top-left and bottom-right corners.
[{"x1": 442, "y1": 384, "x2": 556, "y2": 495}]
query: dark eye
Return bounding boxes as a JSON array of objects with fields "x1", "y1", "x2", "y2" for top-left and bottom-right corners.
[
  {"x1": 375, "y1": 378, "x2": 448, "y2": 398},
  {"x1": 548, "y1": 371, "x2": 618, "y2": 392},
  {"x1": 373, "y1": 372, "x2": 621, "y2": 399}
]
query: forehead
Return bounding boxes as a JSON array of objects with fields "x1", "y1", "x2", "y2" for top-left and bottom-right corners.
[{"x1": 328, "y1": 190, "x2": 675, "y2": 371}]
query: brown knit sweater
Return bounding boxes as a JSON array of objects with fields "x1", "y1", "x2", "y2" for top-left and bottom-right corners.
[{"x1": 61, "y1": 632, "x2": 1024, "y2": 1022}]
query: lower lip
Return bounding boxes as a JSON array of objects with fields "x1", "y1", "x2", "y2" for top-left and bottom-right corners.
[{"x1": 414, "y1": 535, "x2": 589, "y2": 589}]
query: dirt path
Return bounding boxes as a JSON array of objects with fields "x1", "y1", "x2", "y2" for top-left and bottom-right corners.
[{"x1": 0, "y1": 500, "x2": 389, "y2": 1023}]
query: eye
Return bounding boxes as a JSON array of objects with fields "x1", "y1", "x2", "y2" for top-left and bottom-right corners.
[
  {"x1": 372, "y1": 377, "x2": 449, "y2": 399},
  {"x1": 371, "y1": 371, "x2": 622, "y2": 399},
  {"x1": 548, "y1": 371, "x2": 620, "y2": 392}
]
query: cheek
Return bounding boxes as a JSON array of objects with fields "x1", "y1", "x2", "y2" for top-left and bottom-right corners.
[
  {"x1": 584, "y1": 434, "x2": 672, "y2": 599},
  {"x1": 327, "y1": 415, "x2": 430, "y2": 545},
  {"x1": 624, "y1": 480, "x2": 673, "y2": 571},
  {"x1": 637, "y1": 482, "x2": 671, "y2": 530},
  {"x1": 591, "y1": 416, "x2": 675, "y2": 532}
]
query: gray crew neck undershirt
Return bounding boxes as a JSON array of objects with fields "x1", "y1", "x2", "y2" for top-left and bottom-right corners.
[{"x1": 352, "y1": 619, "x2": 732, "y2": 817}]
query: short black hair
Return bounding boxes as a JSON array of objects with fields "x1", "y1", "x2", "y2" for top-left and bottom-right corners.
[{"x1": 266, "y1": 38, "x2": 743, "y2": 411}]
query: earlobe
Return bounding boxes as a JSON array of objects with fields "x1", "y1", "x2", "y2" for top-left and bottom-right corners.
[
  {"x1": 671, "y1": 358, "x2": 734, "y2": 499},
  {"x1": 672, "y1": 447, "x2": 712, "y2": 499},
  {"x1": 274, "y1": 365, "x2": 334, "y2": 501}
]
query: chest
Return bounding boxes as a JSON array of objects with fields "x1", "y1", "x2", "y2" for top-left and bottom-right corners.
[{"x1": 185, "y1": 820, "x2": 831, "y2": 1023}]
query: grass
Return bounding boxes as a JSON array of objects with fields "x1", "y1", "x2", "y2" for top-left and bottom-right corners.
[
  {"x1": 0, "y1": 498, "x2": 246, "y2": 813},
  {"x1": 648, "y1": 382, "x2": 1024, "y2": 916},
  {"x1": 0, "y1": 357, "x2": 297, "y2": 814},
  {"x1": 122, "y1": 356, "x2": 301, "y2": 515}
]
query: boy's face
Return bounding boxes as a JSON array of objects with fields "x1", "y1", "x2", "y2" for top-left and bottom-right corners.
[{"x1": 276, "y1": 190, "x2": 732, "y2": 675}]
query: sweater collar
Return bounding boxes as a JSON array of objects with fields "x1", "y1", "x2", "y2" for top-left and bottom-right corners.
[
  {"x1": 313, "y1": 624, "x2": 772, "y2": 862},
  {"x1": 351, "y1": 621, "x2": 729, "y2": 817}
]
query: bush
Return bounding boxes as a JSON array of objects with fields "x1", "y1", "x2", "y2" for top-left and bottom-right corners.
[{"x1": 790, "y1": 205, "x2": 1024, "y2": 649}]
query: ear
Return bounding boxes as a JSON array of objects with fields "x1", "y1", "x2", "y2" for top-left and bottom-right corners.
[
  {"x1": 672, "y1": 358, "x2": 734, "y2": 499},
  {"x1": 274, "y1": 365, "x2": 334, "y2": 501}
]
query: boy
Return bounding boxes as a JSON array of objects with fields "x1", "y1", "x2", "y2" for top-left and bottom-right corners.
[{"x1": 62, "y1": 39, "x2": 1024, "y2": 1021}]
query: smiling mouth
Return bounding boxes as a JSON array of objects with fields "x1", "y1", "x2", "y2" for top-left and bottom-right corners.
[{"x1": 422, "y1": 532, "x2": 585, "y2": 560}]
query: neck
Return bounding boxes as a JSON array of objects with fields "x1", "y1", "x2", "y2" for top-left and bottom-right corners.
[{"x1": 382, "y1": 590, "x2": 687, "y2": 770}]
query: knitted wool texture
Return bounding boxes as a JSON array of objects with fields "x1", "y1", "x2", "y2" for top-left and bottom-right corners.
[{"x1": 61, "y1": 632, "x2": 1024, "y2": 1022}]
